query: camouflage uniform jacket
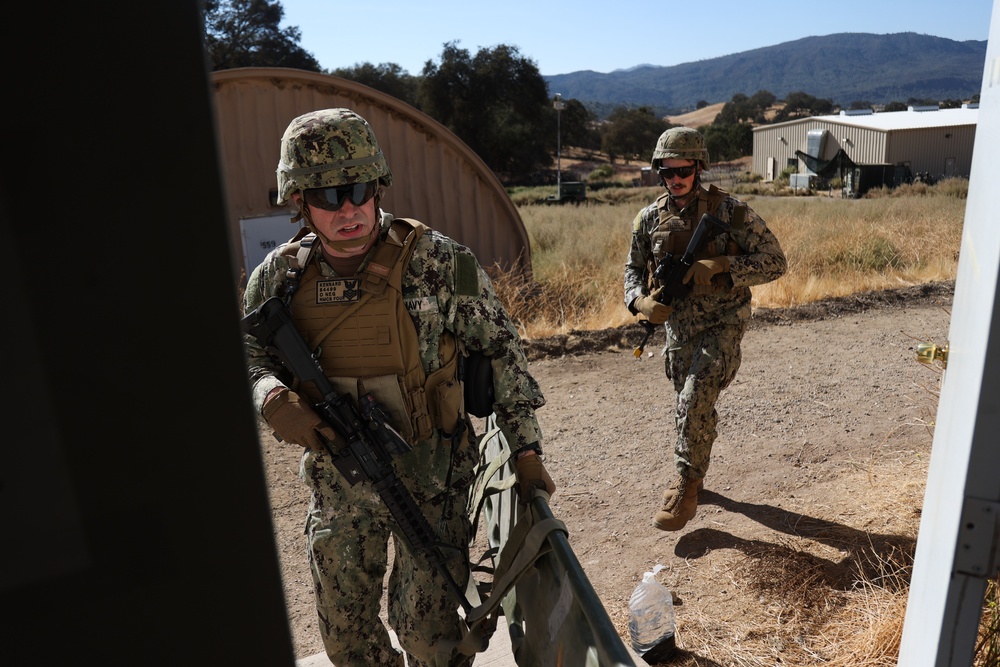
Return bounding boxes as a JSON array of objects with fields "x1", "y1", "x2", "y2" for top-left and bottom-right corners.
[
  {"x1": 624, "y1": 185, "x2": 787, "y2": 348},
  {"x1": 243, "y1": 211, "x2": 545, "y2": 451}
]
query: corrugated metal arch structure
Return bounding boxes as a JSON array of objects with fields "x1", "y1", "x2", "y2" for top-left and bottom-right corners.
[{"x1": 210, "y1": 67, "x2": 531, "y2": 282}]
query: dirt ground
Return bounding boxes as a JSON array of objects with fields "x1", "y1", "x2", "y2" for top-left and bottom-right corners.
[{"x1": 259, "y1": 280, "x2": 955, "y2": 664}]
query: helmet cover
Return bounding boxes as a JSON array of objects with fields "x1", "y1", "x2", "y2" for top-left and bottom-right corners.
[
  {"x1": 275, "y1": 108, "x2": 392, "y2": 205},
  {"x1": 651, "y1": 126, "x2": 710, "y2": 170}
]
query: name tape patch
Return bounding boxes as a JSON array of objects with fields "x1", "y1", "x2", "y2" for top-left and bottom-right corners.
[
  {"x1": 316, "y1": 279, "x2": 362, "y2": 303},
  {"x1": 404, "y1": 296, "x2": 437, "y2": 313}
]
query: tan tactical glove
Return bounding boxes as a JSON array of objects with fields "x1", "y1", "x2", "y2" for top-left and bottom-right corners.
[
  {"x1": 515, "y1": 450, "x2": 556, "y2": 501},
  {"x1": 683, "y1": 256, "x2": 730, "y2": 286},
  {"x1": 262, "y1": 389, "x2": 336, "y2": 452},
  {"x1": 633, "y1": 287, "x2": 673, "y2": 324}
]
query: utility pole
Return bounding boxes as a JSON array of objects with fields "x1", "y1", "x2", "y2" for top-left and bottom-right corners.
[{"x1": 554, "y1": 93, "x2": 566, "y2": 200}]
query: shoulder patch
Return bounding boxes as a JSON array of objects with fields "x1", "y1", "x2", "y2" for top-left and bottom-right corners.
[
  {"x1": 456, "y1": 251, "x2": 481, "y2": 297},
  {"x1": 730, "y1": 203, "x2": 747, "y2": 231},
  {"x1": 632, "y1": 211, "x2": 644, "y2": 233}
]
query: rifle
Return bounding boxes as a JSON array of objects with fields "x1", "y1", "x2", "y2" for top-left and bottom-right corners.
[
  {"x1": 633, "y1": 213, "x2": 733, "y2": 357},
  {"x1": 242, "y1": 296, "x2": 473, "y2": 614}
]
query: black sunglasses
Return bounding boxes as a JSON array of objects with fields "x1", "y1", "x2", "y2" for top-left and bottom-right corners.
[
  {"x1": 304, "y1": 180, "x2": 378, "y2": 211},
  {"x1": 657, "y1": 165, "x2": 697, "y2": 180}
]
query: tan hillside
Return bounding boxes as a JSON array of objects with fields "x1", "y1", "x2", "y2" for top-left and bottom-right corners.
[{"x1": 665, "y1": 102, "x2": 725, "y2": 128}]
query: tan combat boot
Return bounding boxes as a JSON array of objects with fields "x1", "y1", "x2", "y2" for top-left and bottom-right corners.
[{"x1": 653, "y1": 476, "x2": 703, "y2": 531}]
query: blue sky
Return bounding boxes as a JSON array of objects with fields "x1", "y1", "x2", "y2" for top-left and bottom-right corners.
[{"x1": 279, "y1": 0, "x2": 995, "y2": 76}]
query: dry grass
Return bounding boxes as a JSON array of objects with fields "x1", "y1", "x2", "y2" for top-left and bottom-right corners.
[
  {"x1": 607, "y1": 535, "x2": 998, "y2": 667},
  {"x1": 493, "y1": 180, "x2": 967, "y2": 339},
  {"x1": 976, "y1": 576, "x2": 1000, "y2": 667},
  {"x1": 665, "y1": 102, "x2": 725, "y2": 128},
  {"x1": 639, "y1": 530, "x2": 918, "y2": 667},
  {"x1": 750, "y1": 193, "x2": 964, "y2": 310}
]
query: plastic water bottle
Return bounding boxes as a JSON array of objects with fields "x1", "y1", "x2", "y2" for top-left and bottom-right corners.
[{"x1": 628, "y1": 564, "x2": 677, "y2": 662}]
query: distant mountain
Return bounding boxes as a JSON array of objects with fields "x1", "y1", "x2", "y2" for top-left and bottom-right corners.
[{"x1": 544, "y1": 33, "x2": 986, "y2": 115}]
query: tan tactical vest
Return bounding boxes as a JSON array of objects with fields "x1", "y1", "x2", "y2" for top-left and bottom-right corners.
[
  {"x1": 648, "y1": 185, "x2": 745, "y2": 296},
  {"x1": 280, "y1": 218, "x2": 463, "y2": 442}
]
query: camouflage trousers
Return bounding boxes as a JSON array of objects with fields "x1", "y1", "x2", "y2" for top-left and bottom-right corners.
[
  {"x1": 300, "y1": 433, "x2": 478, "y2": 667},
  {"x1": 664, "y1": 322, "x2": 746, "y2": 480}
]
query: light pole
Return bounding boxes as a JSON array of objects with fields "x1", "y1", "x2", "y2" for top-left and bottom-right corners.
[{"x1": 554, "y1": 93, "x2": 566, "y2": 200}]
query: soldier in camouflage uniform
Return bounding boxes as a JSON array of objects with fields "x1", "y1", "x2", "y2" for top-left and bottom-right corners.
[
  {"x1": 243, "y1": 108, "x2": 554, "y2": 667},
  {"x1": 624, "y1": 126, "x2": 786, "y2": 531}
]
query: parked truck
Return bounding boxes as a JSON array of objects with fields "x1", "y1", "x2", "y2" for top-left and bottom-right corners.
[{"x1": 544, "y1": 180, "x2": 587, "y2": 204}]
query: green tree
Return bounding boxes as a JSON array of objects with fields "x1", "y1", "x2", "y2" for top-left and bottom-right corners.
[
  {"x1": 716, "y1": 90, "x2": 775, "y2": 126},
  {"x1": 419, "y1": 42, "x2": 552, "y2": 181},
  {"x1": 331, "y1": 62, "x2": 419, "y2": 107},
  {"x1": 702, "y1": 122, "x2": 752, "y2": 161},
  {"x1": 749, "y1": 90, "x2": 777, "y2": 115},
  {"x1": 707, "y1": 91, "x2": 771, "y2": 160},
  {"x1": 600, "y1": 107, "x2": 669, "y2": 163},
  {"x1": 772, "y1": 91, "x2": 834, "y2": 122},
  {"x1": 715, "y1": 93, "x2": 753, "y2": 125},
  {"x1": 202, "y1": 0, "x2": 320, "y2": 71},
  {"x1": 883, "y1": 101, "x2": 909, "y2": 112}
]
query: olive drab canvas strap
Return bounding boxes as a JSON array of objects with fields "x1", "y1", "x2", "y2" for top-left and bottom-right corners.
[
  {"x1": 467, "y1": 421, "x2": 519, "y2": 544},
  {"x1": 450, "y1": 508, "x2": 566, "y2": 657},
  {"x1": 443, "y1": 416, "x2": 570, "y2": 657},
  {"x1": 464, "y1": 504, "x2": 565, "y2": 628}
]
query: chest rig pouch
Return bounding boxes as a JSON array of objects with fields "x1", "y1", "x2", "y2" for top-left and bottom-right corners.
[
  {"x1": 281, "y1": 218, "x2": 463, "y2": 442},
  {"x1": 648, "y1": 185, "x2": 745, "y2": 296}
]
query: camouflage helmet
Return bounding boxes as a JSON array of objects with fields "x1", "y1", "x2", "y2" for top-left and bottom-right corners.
[
  {"x1": 275, "y1": 108, "x2": 392, "y2": 205},
  {"x1": 651, "y1": 126, "x2": 710, "y2": 170}
]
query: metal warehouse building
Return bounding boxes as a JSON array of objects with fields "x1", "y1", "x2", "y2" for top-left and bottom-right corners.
[
  {"x1": 210, "y1": 67, "x2": 531, "y2": 285},
  {"x1": 752, "y1": 105, "x2": 978, "y2": 191}
]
